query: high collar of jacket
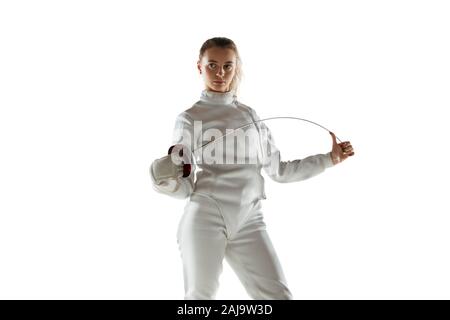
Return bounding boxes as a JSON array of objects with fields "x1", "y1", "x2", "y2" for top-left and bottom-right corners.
[{"x1": 200, "y1": 89, "x2": 237, "y2": 105}]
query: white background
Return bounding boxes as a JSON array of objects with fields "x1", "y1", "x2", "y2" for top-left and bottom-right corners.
[{"x1": 1, "y1": 0, "x2": 449, "y2": 299}]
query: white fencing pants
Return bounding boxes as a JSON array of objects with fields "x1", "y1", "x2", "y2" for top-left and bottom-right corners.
[{"x1": 177, "y1": 192, "x2": 293, "y2": 300}]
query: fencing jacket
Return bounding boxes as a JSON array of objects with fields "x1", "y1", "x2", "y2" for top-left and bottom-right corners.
[{"x1": 150, "y1": 89, "x2": 334, "y2": 201}]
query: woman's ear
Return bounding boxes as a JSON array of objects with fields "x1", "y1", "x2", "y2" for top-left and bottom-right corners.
[{"x1": 197, "y1": 61, "x2": 202, "y2": 74}]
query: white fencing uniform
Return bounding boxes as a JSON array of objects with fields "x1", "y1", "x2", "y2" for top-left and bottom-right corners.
[{"x1": 150, "y1": 89, "x2": 334, "y2": 299}]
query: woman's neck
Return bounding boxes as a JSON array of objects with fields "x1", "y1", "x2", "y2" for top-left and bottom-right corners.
[{"x1": 200, "y1": 89, "x2": 236, "y2": 105}]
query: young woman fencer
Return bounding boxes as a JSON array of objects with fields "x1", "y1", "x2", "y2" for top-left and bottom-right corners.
[{"x1": 150, "y1": 37, "x2": 354, "y2": 300}]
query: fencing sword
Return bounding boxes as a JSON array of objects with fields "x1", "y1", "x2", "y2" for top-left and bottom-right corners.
[{"x1": 166, "y1": 116, "x2": 343, "y2": 178}]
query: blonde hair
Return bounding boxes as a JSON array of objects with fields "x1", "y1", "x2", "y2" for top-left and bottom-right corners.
[{"x1": 198, "y1": 37, "x2": 243, "y2": 95}]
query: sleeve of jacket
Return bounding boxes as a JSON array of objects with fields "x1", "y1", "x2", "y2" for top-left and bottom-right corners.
[
  {"x1": 150, "y1": 112, "x2": 195, "y2": 199},
  {"x1": 249, "y1": 108, "x2": 335, "y2": 183}
]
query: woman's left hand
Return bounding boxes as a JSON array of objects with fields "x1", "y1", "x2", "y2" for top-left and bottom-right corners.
[{"x1": 329, "y1": 131, "x2": 354, "y2": 165}]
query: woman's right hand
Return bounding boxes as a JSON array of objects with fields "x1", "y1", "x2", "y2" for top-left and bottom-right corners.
[
  {"x1": 167, "y1": 144, "x2": 193, "y2": 178},
  {"x1": 150, "y1": 145, "x2": 193, "y2": 185}
]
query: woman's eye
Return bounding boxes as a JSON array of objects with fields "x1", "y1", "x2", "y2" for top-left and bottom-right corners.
[
  {"x1": 225, "y1": 65, "x2": 232, "y2": 70},
  {"x1": 208, "y1": 64, "x2": 216, "y2": 69}
]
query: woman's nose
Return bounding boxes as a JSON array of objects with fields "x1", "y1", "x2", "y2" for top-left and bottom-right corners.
[{"x1": 216, "y1": 67, "x2": 225, "y2": 77}]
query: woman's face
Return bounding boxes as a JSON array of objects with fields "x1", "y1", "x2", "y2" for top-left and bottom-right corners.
[{"x1": 197, "y1": 47, "x2": 237, "y2": 93}]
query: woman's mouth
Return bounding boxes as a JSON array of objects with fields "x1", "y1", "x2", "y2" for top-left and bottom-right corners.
[{"x1": 213, "y1": 81, "x2": 226, "y2": 85}]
